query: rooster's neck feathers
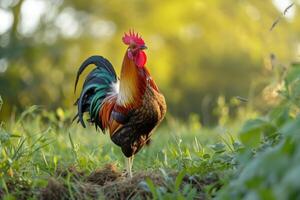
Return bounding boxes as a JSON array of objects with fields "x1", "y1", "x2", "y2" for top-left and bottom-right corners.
[{"x1": 117, "y1": 53, "x2": 147, "y2": 107}]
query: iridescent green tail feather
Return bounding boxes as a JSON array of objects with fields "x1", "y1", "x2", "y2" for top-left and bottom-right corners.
[{"x1": 73, "y1": 56, "x2": 117, "y2": 130}]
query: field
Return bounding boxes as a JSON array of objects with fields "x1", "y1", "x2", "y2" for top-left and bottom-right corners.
[
  {"x1": 1, "y1": 1, "x2": 300, "y2": 199},
  {"x1": 1, "y1": 62, "x2": 300, "y2": 199},
  {"x1": 0, "y1": 105, "x2": 233, "y2": 199}
]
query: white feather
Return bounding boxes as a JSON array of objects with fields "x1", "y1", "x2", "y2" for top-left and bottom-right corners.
[{"x1": 110, "y1": 80, "x2": 120, "y2": 94}]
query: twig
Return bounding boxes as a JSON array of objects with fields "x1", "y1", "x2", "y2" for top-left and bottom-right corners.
[
  {"x1": 235, "y1": 96, "x2": 248, "y2": 103},
  {"x1": 284, "y1": 3, "x2": 294, "y2": 15},
  {"x1": 269, "y1": 2, "x2": 295, "y2": 31},
  {"x1": 270, "y1": 17, "x2": 281, "y2": 31}
]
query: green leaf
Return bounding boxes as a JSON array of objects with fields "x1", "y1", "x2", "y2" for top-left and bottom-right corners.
[
  {"x1": 210, "y1": 143, "x2": 226, "y2": 153},
  {"x1": 239, "y1": 118, "x2": 270, "y2": 148},
  {"x1": 175, "y1": 170, "x2": 186, "y2": 191},
  {"x1": 203, "y1": 154, "x2": 210, "y2": 159},
  {"x1": 232, "y1": 141, "x2": 243, "y2": 151},
  {"x1": 145, "y1": 178, "x2": 158, "y2": 199},
  {"x1": 279, "y1": 115, "x2": 300, "y2": 137},
  {"x1": 268, "y1": 106, "x2": 290, "y2": 127},
  {"x1": 285, "y1": 64, "x2": 300, "y2": 85}
]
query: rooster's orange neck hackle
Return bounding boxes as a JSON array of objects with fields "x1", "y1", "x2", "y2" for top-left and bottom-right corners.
[{"x1": 118, "y1": 31, "x2": 148, "y2": 107}]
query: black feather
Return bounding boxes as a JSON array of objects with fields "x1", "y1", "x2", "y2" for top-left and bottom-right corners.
[
  {"x1": 74, "y1": 56, "x2": 116, "y2": 93},
  {"x1": 73, "y1": 55, "x2": 117, "y2": 129}
]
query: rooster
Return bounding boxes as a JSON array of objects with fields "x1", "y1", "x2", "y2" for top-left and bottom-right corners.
[{"x1": 74, "y1": 30, "x2": 167, "y2": 177}]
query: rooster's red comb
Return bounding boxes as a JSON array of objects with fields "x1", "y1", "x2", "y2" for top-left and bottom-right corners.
[{"x1": 122, "y1": 30, "x2": 145, "y2": 46}]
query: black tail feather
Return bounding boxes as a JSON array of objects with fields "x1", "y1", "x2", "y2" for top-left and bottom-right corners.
[
  {"x1": 73, "y1": 55, "x2": 117, "y2": 129},
  {"x1": 74, "y1": 55, "x2": 117, "y2": 93}
]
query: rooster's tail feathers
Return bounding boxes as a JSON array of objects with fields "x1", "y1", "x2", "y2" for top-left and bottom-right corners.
[{"x1": 74, "y1": 56, "x2": 118, "y2": 130}]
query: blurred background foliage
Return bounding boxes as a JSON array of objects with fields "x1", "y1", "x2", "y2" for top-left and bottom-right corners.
[{"x1": 0, "y1": 0, "x2": 300, "y2": 125}]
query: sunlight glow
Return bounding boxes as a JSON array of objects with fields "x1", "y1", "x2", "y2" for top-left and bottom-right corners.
[
  {"x1": 0, "y1": 8, "x2": 13, "y2": 34},
  {"x1": 0, "y1": 59, "x2": 8, "y2": 73},
  {"x1": 19, "y1": 0, "x2": 47, "y2": 36},
  {"x1": 55, "y1": 7, "x2": 81, "y2": 38},
  {"x1": 89, "y1": 20, "x2": 116, "y2": 38}
]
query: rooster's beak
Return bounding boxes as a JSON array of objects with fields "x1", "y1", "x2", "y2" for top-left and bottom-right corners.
[{"x1": 140, "y1": 45, "x2": 147, "y2": 50}]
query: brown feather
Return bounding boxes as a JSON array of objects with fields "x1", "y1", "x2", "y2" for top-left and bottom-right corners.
[
  {"x1": 99, "y1": 95, "x2": 117, "y2": 130},
  {"x1": 98, "y1": 51, "x2": 167, "y2": 158}
]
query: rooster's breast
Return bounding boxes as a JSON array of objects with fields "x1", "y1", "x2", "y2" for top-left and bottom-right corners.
[{"x1": 110, "y1": 85, "x2": 166, "y2": 157}]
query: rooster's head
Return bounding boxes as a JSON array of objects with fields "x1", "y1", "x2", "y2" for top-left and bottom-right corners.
[{"x1": 122, "y1": 30, "x2": 147, "y2": 68}]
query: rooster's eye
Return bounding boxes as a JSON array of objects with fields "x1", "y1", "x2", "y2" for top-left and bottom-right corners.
[{"x1": 130, "y1": 45, "x2": 137, "y2": 50}]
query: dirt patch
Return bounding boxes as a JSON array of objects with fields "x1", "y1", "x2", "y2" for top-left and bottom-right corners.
[
  {"x1": 38, "y1": 164, "x2": 219, "y2": 200},
  {"x1": 86, "y1": 164, "x2": 122, "y2": 186},
  {"x1": 101, "y1": 171, "x2": 166, "y2": 199},
  {"x1": 39, "y1": 178, "x2": 68, "y2": 200}
]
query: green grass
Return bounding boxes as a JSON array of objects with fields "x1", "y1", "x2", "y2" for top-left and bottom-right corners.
[
  {"x1": 1, "y1": 62, "x2": 300, "y2": 199},
  {"x1": 0, "y1": 105, "x2": 240, "y2": 199}
]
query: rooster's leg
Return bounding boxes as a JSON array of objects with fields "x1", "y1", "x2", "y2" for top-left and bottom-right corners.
[
  {"x1": 125, "y1": 156, "x2": 134, "y2": 178},
  {"x1": 126, "y1": 156, "x2": 132, "y2": 178},
  {"x1": 129, "y1": 155, "x2": 134, "y2": 177}
]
